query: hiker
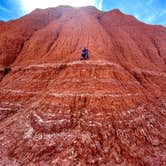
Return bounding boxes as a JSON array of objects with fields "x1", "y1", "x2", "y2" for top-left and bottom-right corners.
[{"x1": 80, "y1": 47, "x2": 89, "y2": 60}]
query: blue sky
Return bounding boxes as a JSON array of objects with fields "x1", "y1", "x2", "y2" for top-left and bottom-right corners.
[{"x1": 0, "y1": 0, "x2": 166, "y2": 26}]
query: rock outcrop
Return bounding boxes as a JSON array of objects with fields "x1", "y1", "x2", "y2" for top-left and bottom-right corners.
[{"x1": 0, "y1": 6, "x2": 166, "y2": 165}]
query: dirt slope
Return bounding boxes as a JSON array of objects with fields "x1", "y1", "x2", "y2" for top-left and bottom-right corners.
[{"x1": 0, "y1": 6, "x2": 166, "y2": 165}]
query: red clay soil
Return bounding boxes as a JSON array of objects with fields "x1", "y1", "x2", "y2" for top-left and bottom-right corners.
[{"x1": 0, "y1": 6, "x2": 166, "y2": 165}]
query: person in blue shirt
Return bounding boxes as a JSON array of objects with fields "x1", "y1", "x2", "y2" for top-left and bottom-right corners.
[{"x1": 80, "y1": 47, "x2": 89, "y2": 60}]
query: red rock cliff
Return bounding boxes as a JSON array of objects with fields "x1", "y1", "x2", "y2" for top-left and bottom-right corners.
[{"x1": 0, "y1": 6, "x2": 166, "y2": 165}]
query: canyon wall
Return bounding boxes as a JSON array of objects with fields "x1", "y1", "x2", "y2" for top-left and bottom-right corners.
[{"x1": 0, "y1": 6, "x2": 166, "y2": 165}]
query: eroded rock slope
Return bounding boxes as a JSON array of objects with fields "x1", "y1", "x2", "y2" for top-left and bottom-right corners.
[{"x1": 0, "y1": 6, "x2": 166, "y2": 165}]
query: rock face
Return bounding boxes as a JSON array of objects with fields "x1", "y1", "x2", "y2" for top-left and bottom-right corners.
[{"x1": 0, "y1": 6, "x2": 166, "y2": 165}]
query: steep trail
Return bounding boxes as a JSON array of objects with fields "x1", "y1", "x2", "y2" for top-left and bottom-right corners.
[{"x1": 0, "y1": 6, "x2": 166, "y2": 165}]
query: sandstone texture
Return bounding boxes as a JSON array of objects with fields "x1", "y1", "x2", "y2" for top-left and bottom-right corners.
[{"x1": 0, "y1": 6, "x2": 166, "y2": 165}]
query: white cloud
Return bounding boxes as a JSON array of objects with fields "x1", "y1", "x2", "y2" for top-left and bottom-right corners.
[
  {"x1": 20, "y1": 0, "x2": 96, "y2": 13},
  {"x1": 98, "y1": 0, "x2": 103, "y2": 10}
]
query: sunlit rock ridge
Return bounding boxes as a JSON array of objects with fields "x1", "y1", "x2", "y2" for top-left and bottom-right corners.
[{"x1": 0, "y1": 6, "x2": 166, "y2": 165}]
